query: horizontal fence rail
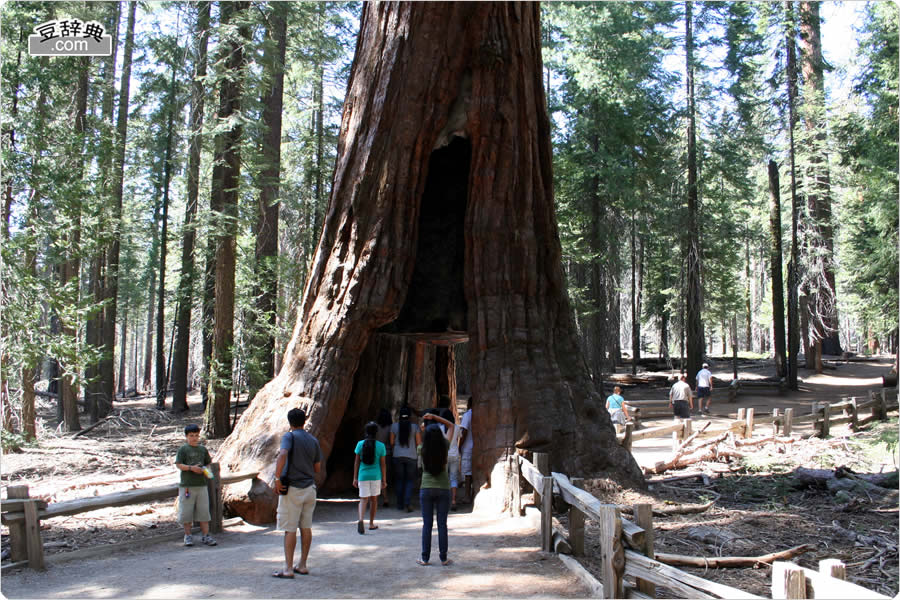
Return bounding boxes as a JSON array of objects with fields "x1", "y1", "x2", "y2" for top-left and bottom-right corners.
[{"x1": 1, "y1": 465, "x2": 259, "y2": 571}]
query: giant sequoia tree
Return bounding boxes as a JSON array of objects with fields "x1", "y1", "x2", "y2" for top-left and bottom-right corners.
[{"x1": 216, "y1": 2, "x2": 643, "y2": 521}]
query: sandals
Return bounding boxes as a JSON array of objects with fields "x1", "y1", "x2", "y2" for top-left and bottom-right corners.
[
  {"x1": 416, "y1": 559, "x2": 430, "y2": 566},
  {"x1": 369, "y1": 524, "x2": 379, "y2": 530},
  {"x1": 357, "y1": 520, "x2": 365, "y2": 534},
  {"x1": 293, "y1": 566, "x2": 309, "y2": 575},
  {"x1": 271, "y1": 571, "x2": 294, "y2": 579},
  {"x1": 441, "y1": 558, "x2": 453, "y2": 566}
]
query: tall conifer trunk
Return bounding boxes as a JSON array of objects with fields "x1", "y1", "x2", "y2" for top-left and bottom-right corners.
[
  {"x1": 172, "y1": 1, "x2": 211, "y2": 413},
  {"x1": 785, "y1": 1, "x2": 801, "y2": 390},
  {"x1": 216, "y1": 2, "x2": 643, "y2": 522},
  {"x1": 684, "y1": 1, "x2": 703, "y2": 386},
  {"x1": 205, "y1": 1, "x2": 251, "y2": 437},
  {"x1": 768, "y1": 161, "x2": 787, "y2": 379}
]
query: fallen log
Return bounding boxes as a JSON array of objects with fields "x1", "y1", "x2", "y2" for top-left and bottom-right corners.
[
  {"x1": 643, "y1": 447, "x2": 747, "y2": 475},
  {"x1": 72, "y1": 416, "x2": 113, "y2": 438},
  {"x1": 50, "y1": 468, "x2": 173, "y2": 497},
  {"x1": 655, "y1": 544, "x2": 815, "y2": 568},
  {"x1": 732, "y1": 435, "x2": 799, "y2": 447},
  {"x1": 791, "y1": 466, "x2": 899, "y2": 489},
  {"x1": 620, "y1": 500, "x2": 715, "y2": 517}
]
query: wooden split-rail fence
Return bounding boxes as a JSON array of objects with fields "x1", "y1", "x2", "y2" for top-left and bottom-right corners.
[
  {"x1": 511, "y1": 451, "x2": 891, "y2": 599},
  {"x1": 0, "y1": 464, "x2": 258, "y2": 572},
  {"x1": 614, "y1": 388, "x2": 899, "y2": 452}
]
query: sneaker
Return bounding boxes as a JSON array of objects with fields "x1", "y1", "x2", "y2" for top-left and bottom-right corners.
[
  {"x1": 184, "y1": 535, "x2": 194, "y2": 547},
  {"x1": 202, "y1": 535, "x2": 217, "y2": 546}
]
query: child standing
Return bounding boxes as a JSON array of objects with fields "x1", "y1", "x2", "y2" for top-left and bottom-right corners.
[
  {"x1": 353, "y1": 421, "x2": 387, "y2": 534},
  {"x1": 175, "y1": 424, "x2": 217, "y2": 547}
]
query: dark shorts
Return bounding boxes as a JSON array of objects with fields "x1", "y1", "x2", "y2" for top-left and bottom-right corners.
[
  {"x1": 673, "y1": 400, "x2": 691, "y2": 418},
  {"x1": 697, "y1": 386, "x2": 711, "y2": 399}
]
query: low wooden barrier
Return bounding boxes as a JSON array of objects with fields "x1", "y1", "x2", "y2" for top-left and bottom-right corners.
[
  {"x1": 728, "y1": 379, "x2": 787, "y2": 402},
  {"x1": 615, "y1": 389, "x2": 898, "y2": 450},
  {"x1": 512, "y1": 452, "x2": 891, "y2": 599},
  {"x1": 1, "y1": 464, "x2": 259, "y2": 571}
]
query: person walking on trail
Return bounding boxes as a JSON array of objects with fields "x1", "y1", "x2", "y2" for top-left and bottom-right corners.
[
  {"x1": 174, "y1": 424, "x2": 216, "y2": 547},
  {"x1": 391, "y1": 405, "x2": 422, "y2": 512},
  {"x1": 669, "y1": 374, "x2": 693, "y2": 419},
  {"x1": 272, "y1": 408, "x2": 322, "y2": 579},
  {"x1": 417, "y1": 412, "x2": 455, "y2": 566},
  {"x1": 605, "y1": 385, "x2": 629, "y2": 427},
  {"x1": 354, "y1": 421, "x2": 387, "y2": 534},
  {"x1": 375, "y1": 409, "x2": 393, "y2": 507},
  {"x1": 696, "y1": 362, "x2": 714, "y2": 415},
  {"x1": 458, "y1": 397, "x2": 474, "y2": 504}
]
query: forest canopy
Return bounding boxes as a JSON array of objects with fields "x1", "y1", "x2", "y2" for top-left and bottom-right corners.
[{"x1": 1, "y1": 1, "x2": 897, "y2": 448}]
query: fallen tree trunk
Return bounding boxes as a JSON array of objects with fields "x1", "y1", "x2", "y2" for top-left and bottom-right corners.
[
  {"x1": 655, "y1": 544, "x2": 814, "y2": 568},
  {"x1": 732, "y1": 435, "x2": 799, "y2": 447},
  {"x1": 644, "y1": 447, "x2": 747, "y2": 475},
  {"x1": 791, "y1": 466, "x2": 899, "y2": 489},
  {"x1": 620, "y1": 500, "x2": 715, "y2": 516}
]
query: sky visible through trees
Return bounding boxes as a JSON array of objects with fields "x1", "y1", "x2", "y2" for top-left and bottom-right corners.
[{"x1": 0, "y1": 1, "x2": 896, "y2": 444}]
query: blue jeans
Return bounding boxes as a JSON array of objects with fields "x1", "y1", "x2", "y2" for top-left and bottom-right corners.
[
  {"x1": 393, "y1": 457, "x2": 417, "y2": 509},
  {"x1": 420, "y1": 487, "x2": 450, "y2": 563}
]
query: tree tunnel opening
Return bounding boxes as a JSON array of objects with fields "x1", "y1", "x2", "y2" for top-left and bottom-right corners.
[
  {"x1": 380, "y1": 135, "x2": 470, "y2": 336},
  {"x1": 322, "y1": 137, "x2": 472, "y2": 494}
]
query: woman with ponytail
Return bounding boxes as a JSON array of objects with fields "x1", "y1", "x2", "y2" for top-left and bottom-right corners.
[
  {"x1": 390, "y1": 405, "x2": 421, "y2": 512},
  {"x1": 353, "y1": 421, "x2": 387, "y2": 534},
  {"x1": 416, "y1": 412, "x2": 454, "y2": 566}
]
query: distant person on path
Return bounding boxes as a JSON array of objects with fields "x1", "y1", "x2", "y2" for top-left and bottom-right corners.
[
  {"x1": 439, "y1": 404, "x2": 462, "y2": 511},
  {"x1": 354, "y1": 421, "x2": 387, "y2": 533},
  {"x1": 669, "y1": 374, "x2": 693, "y2": 418},
  {"x1": 375, "y1": 408, "x2": 393, "y2": 507},
  {"x1": 417, "y1": 412, "x2": 455, "y2": 566},
  {"x1": 696, "y1": 362, "x2": 714, "y2": 415},
  {"x1": 605, "y1": 386, "x2": 629, "y2": 426},
  {"x1": 272, "y1": 408, "x2": 322, "y2": 578},
  {"x1": 391, "y1": 405, "x2": 422, "y2": 512},
  {"x1": 174, "y1": 424, "x2": 216, "y2": 547},
  {"x1": 458, "y1": 397, "x2": 474, "y2": 504}
]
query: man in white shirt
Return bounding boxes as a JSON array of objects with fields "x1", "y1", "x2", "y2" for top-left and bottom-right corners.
[
  {"x1": 458, "y1": 397, "x2": 474, "y2": 504},
  {"x1": 669, "y1": 374, "x2": 693, "y2": 419},
  {"x1": 696, "y1": 362, "x2": 714, "y2": 415}
]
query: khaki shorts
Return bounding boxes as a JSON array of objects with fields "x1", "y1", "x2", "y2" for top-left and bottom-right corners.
[
  {"x1": 177, "y1": 486, "x2": 211, "y2": 524},
  {"x1": 277, "y1": 485, "x2": 317, "y2": 531}
]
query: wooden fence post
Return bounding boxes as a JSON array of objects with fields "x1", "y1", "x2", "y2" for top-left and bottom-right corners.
[
  {"x1": 819, "y1": 558, "x2": 846, "y2": 580},
  {"x1": 744, "y1": 408, "x2": 755, "y2": 439},
  {"x1": 541, "y1": 475, "x2": 553, "y2": 552},
  {"x1": 206, "y1": 463, "x2": 223, "y2": 534},
  {"x1": 848, "y1": 398, "x2": 859, "y2": 430},
  {"x1": 783, "y1": 408, "x2": 794, "y2": 436},
  {"x1": 632, "y1": 503, "x2": 655, "y2": 597},
  {"x1": 533, "y1": 452, "x2": 552, "y2": 552},
  {"x1": 622, "y1": 423, "x2": 633, "y2": 452},
  {"x1": 878, "y1": 390, "x2": 888, "y2": 421},
  {"x1": 511, "y1": 454, "x2": 523, "y2": 516},
  {"x1": 737, "y1": 407, "x2": 746, "y2": 422},
  {"x1": 772, "y1": 561, "x2": 807, "y2": 599},
  {"x1": 598, "y1": 505, "x2": 624, "y2": 599},
  {"x1": 7, "y1": 485, "x2": 29, "y2": 563},
  {"x1": 569, "y1": 477, "x2": 585, "y2": 556},
  {"x1": 820, "y1": 403, "x2": 831, "y2": 438},
  {"x1": 868, "y1": 390, "x2": 882, "y2": 421},
  {"x1": 772, "y1": 408, "x2": 781, "y2": 436},
  {"x1": 23, "y1": 499, "x2": 45, "y2": 571}
]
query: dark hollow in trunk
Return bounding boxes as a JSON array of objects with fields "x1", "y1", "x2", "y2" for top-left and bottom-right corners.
[{"x1": 216, "y1": 2, "x2": 644, "y2": 523}]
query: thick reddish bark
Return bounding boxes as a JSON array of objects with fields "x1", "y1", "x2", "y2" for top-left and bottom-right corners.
[{"x1": 216, "y1": 2, "x2": 643, "y2": 521}]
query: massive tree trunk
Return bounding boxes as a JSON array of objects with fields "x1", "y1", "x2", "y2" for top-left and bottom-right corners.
[
  {"x1": 768, "y1": 160, "x2": 787, "y2": 379},
  {"x1": 172, "y1": 1, "x2": 211, "y2": 413},
  {"x1": 216, "y1": 2, "x2": 643, "y2": 522}
]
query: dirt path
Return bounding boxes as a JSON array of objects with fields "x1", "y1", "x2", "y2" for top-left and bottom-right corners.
[{"x1": 0, "y1": 500, "x2": 589, "y2": 599}]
